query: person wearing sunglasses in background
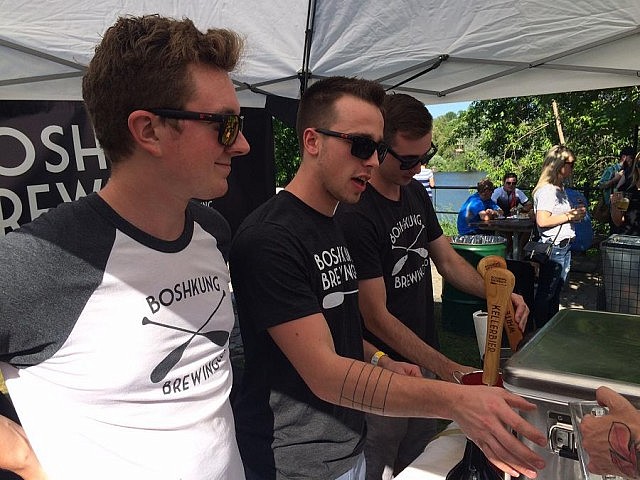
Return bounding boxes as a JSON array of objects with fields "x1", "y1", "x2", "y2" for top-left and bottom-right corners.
[
  {"x1": 490, "y1": 172, "x2": 533, "y2": 258},
  {"x1": 531, "y1": 145, "x2": 586, "y2": 329},
  {"x1": 334, "y1": 93, "x2": 531, "y2": 479},
  {"x1": 0, "y1": 15, "x2": 250, "y2": 479},
  {"x1": 230, "y1": 82, "x2": 546, "y2": 480},
  {"x1": 491, "y1": 173, "x2": 532, "y2": 216}
]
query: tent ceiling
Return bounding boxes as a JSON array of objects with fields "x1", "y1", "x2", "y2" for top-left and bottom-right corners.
[{"x1": 1, "y1": 0, "x2": 639, "y2": 107}]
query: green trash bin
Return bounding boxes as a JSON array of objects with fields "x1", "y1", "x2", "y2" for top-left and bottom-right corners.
[{"x1": 442, "y1": 235, "x2": 507, "y2": 336}]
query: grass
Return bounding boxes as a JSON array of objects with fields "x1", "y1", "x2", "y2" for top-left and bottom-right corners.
[
  {"x1": 434, "y1": 302, "x2": 483, "y2": 370},
  {"x1": 439, "y1": 219, "x2": 458, "y2": 238}
]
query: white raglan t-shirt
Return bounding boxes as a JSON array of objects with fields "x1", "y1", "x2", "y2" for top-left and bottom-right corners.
[{"x1": 0, "y1": 194, "x2": 244, "y2": 480}]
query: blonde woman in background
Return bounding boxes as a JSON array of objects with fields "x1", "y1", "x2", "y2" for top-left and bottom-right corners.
[{"x1": 532, "y1": 145, "x2": 587, "y2": 328}]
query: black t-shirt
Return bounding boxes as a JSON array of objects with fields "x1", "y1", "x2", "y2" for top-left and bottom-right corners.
[
  {"x1": 229, "y1": 191, "x2": 365, "y2": 480},
  {"x1": 620, "y1": 164, "x2": 635, "y2": 192},
  {"x1": 335, "y1": 180, "x2": 443, "y2": 363}
]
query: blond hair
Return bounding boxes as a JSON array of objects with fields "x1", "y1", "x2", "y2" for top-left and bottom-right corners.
[{"x1": 532, "y1": 145, "x2": 576, "y2": 197}]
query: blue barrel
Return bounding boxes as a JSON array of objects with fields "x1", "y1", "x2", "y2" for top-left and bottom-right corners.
[{"x1": 442, "y1": 235, "x2": 506, "y2": 335}]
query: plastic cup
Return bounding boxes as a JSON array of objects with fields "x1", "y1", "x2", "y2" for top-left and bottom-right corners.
[
  {"x1": 616, "y1": 197, "x2": 630, "y2": 211},
  {"x1": 612, "y1": 191, "x2": 630, "y2": 211},
  {"x1": 473, "y1": 310, "x2": 488, "y2": 358}
]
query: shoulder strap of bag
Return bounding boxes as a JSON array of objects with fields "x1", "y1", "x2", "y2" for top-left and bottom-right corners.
[{"x1": 528, "y1": 219, "x2": 563, "y2": 244}]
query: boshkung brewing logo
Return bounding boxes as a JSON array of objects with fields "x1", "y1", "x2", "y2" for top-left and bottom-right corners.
[
  {"x1": 389, "y1": 214, "x2": 430, "y2": 289},
  {"x1": 141, "y1": 274, "x2": 231, "y2": 388},
  {"x1": 314, "y1": 245, "x2": 359, "y2": 309}
]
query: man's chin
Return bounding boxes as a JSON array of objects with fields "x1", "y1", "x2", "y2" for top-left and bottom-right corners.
[{"x1": 201, "y1": 182, "x2": 229, "y2": 202}]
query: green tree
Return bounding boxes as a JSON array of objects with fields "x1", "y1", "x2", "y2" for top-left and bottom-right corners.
[
  {"x1": 431, "y1": 111, "x2": 484, "y2": 172},
  {"x1": 273, "y1": 118, "x2": 300, "y2": 188},
  {"x1": 458, "y1": 87, "x2": 639, "y2": 192}
]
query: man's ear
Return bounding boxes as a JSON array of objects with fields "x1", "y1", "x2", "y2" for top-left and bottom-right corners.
[
  {"x1": 128, "y1": 110, "x2": 163, "y2": 157},
  {"x1": 303, "y1": 128, "x2": 320, "y2": 157}
]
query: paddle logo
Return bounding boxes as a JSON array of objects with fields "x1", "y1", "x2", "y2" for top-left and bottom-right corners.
[
  {"x1": 389, "y1": 215, "x2": 429, "y2": 288},
  {"x1": 143, "y1": 290, "x2": 230, "y2": 383}
]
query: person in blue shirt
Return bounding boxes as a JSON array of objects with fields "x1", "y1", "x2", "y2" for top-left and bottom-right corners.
[{"x1": 457, "y1": 178, "x2": 502, "y2": 235}]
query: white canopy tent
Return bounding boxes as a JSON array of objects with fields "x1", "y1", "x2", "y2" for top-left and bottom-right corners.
[{"x1": 1, "y1": 0, "x2": 640, "y2": 107}]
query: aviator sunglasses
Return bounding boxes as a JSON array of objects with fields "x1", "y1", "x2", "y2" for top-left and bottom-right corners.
[
  {"x1": 388, "y1": 143, "x2": 438, "y2": 170},
  {"x1": 315, "y1": 128, "x2": 388, "y2": 162},
  {"x1": 148, "y1": 108, "x2": 243, "y2": 146}
]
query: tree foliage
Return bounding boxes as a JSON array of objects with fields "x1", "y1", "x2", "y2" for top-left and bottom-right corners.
[
  {"x1": 431, "y1": 111, "x2": 485, "y2": 172},
  {"x1": 273, "y1": 118, "x2": 300, "y2": 188},
  {"x1": 457, "y1": 86, "x2": 640, "y2": 192}
]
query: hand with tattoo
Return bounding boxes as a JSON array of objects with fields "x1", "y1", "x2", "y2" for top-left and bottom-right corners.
[{"x1": 580, "y1": 386, "x2": 640, "y2": 479}]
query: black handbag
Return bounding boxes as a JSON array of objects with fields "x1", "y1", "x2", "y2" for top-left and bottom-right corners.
[{"x1": 523, "y1": 224, "x2": 563, "y2": 264}]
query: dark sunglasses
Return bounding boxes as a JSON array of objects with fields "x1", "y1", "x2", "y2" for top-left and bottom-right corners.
[
  {"x1": 315, "y1": 128, "x2": 388, "y2": 162},
  {"x1": 388, "y1": 143, "x2": 438, "y2": 170},
  {"x1": 148, "y1": 108, "x2": 243, "y2": 147},
  {"x1": 505, "y1": 181, "x2": 516, "y2": 185}
]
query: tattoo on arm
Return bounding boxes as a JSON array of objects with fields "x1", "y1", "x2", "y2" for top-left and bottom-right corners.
[
  {"x1": 608, "y1": 421, "x2": 640, "y2": 478},
  {"x1": 339, "y1": 360, "x2": 394, "y2": 414}
]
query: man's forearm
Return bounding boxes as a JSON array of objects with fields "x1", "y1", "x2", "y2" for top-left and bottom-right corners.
[
  {"x1": 440, "y1": 257, "x2": 485, "y2": 299},
  {"x1": 363, "y1": 311, "x2": 460, "y2": 380}
]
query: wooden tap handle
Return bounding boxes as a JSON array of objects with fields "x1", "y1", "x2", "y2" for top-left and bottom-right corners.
[
  {"x1": 482, "y1": 267, "x2": 515, "y2": 386},
  {"x1": 477, "y1": 256, "x2": 523, "y2": 352},
  {"x1": 477, "y1": 255, "x2": 507, "y2": 275},
  {"x1": 503, "y1": 301, "x2": 523, "y2": 352}
]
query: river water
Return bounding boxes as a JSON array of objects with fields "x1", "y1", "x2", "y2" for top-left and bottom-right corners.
[{"x1": 429, "y1": 171, "x2": 487, "y2": 223}]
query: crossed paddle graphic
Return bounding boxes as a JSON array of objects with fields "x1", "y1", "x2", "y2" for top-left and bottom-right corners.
[{"x1": 143, "y1": 290, "x2": 230, "y2": 383}]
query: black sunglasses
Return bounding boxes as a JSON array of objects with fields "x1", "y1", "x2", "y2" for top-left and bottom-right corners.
[
  {"x1": 388, "y1": 143, "x2": 438, "y2": 170},
  {"x1": 148, "y1": 108, "x2": 243, "y2": 147},
  {"x1": 315, "y1": 128, "x2": 388, "y2": 162}
]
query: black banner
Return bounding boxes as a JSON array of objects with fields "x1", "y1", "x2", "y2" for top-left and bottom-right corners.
[{"x1": 0, "y1": 101, "x2": 109, "y2": 236}]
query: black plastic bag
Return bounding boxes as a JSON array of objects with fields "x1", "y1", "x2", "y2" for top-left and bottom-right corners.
[{"x1": 446, "y1": 439, "x2": 503, "y2": 480}]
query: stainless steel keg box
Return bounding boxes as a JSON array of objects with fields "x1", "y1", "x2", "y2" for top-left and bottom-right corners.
[{"x1": 503, "y1": 309, "x2": 640, "y2": 479}]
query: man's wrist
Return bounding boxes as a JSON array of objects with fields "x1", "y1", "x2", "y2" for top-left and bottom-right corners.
[{"x1": 370, "y1": 350, "x2": 388, "y2": 367}]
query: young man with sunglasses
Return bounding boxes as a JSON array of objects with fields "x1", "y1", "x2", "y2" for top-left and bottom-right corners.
[
  {"x1": 230, "y1": 81, "x2": 546, "y2": 480},
  {"x1": 0, "y1": 15, "x2": 250, "y2": 479},
  {"x1": 492, "y1": 173, "x2": 532, "y2": 216},
  {"x1": 334, "y1": 93, "x2": 531, "y2": 479}
]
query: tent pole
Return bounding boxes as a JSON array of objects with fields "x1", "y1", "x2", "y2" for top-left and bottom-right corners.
[
  {"x1": 385, "y1": 55, "x2": 449, "y2": 92},
  {"x1": 299, "y1": 0, "x2": 317, "y2": 97}
]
